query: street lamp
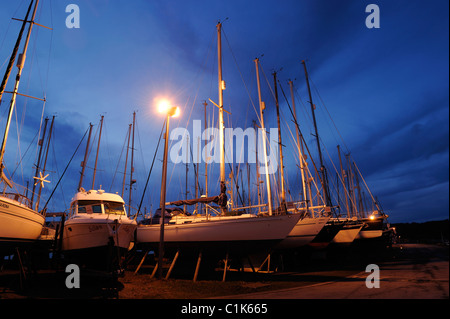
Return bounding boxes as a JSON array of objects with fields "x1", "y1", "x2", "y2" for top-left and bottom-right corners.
[{"x1": 157, "y1": 100, "x2": 179, "y2": 279}]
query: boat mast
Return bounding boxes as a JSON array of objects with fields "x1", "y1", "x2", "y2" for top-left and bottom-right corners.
[
  {"x1": 301, "y1": 60, "x2": 331, "y2": 208},
  {"x1": 216, "y1": 22, "x2": 227, "y2": 213},
  {"x1": 184, "y1": 135, "x2": 189, "y2": 213},
  {"x1": 31, "y1": 117, "x2": 48, "y2": 207},
  {"x1": 36, "y1": 115, "x2": 54, "y2": 210},
  {"x1": 129, "y1": 111, "x2": 136, "y2": 208},
  {"x1": 337, "y1": 145, "x2": 350, "y2": 216},
  {"x1": 0, "y1": 0, "x2": 38, "y2": 179},
  {"x1": 0, "y1": 0, "x2": 34, "y2": 103},
  {"x1": 272, "y1": 71, "x2": 286, "y2": 211},
  {"x1": 254, "y1": 58, "x2": 273, "y2": 215},
  {"x1": 92, "y1": 115, "x2": 104, "y2": 189},
  {"x1": 122, "y1": 124, "x2": 132, "y2": 198},
  {"x1": 203, "y1": 100, "x2": 208, "y2": 216},
  {"x1": 288, "y1": 80, "x2": 309, "y2": 213},
  {"x1": 78, "y1": 123, "x2": 93, "y2": 191},
  {"x1": 253, "y1": 120, "x2": 262, "y2": 214}
]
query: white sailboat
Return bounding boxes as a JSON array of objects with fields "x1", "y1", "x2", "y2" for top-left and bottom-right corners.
[
  {"x1": 62, "y1": 118, "x2": 137, "y2": 270},
  {"x1": 136, "y1": 22, "x2": 300, "y2": 255},
  {"x1": 0, "y1": 0, "x2": 46, "y2": 252},
  {"x1": 62, "y1": 189, "x2": 137, "y2": 256}
]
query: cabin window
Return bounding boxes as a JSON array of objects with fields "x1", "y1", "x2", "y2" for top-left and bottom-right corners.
[
  {"x1": 104, "y1": 201, "x2": 126, "y2": 215},
  {"x1": 77, "y1": 200, "x2": 103, "y2": 214}
]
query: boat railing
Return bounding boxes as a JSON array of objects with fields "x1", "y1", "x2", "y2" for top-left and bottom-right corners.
[{"x1": 1, "y1": 192, "x2": 32, "y2": 208}]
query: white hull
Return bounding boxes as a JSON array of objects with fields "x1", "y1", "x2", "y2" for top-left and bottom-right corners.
[
  {"x1": 276, "y1": 216, "x2": 330, "y2": 249},
  {"x1": 62, "y1": 216, "x2": 137, "y2": 252},
  {"x1": 331, "y1": 223, "x2": 364, "y2": 244},
  {"x1": 355, "y1": 229, "x2": 383, "y2": 240},
  {"x1": 137, "y1": 213, "x2": 300, "y2": 248},
  {"x1": 0, "y1": 196, "x2": 45, "y2": 244}
]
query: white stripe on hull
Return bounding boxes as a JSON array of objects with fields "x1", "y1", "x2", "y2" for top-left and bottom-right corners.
[{"x1": 276, "y1": 216, "x2": 330, "y2": 249}]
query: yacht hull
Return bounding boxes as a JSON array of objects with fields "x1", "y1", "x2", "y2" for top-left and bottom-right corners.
[
  {"x1": 276, "y1": 216, "x2": 330, "y2": 250},
  {"x1": 136, "y1": 213, "x2": 300, "y2": 254},
  {"x1": 62, "y1": 218, "x2": 137, "y2": 252},
  {"x1": 0, "y1": 196, "x2": 45, "y2": 253}
]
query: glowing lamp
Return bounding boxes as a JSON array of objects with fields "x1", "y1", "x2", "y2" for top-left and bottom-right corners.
[{"x1": 157, "y1": 99, "x2": 180, "y2": 117}]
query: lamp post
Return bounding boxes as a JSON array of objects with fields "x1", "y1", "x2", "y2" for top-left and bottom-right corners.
[{"x1": 158, "y1": 102, "x2": 179, "y2": 279}]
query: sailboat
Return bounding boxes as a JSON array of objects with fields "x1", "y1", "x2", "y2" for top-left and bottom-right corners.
[
  {"x1": 136, "y1": 22, "x2": 300, "y2": 256},
  {"x1": 62, "y1": 118, "x2": 137, "y2": 271},
  {"x1": 0, "y1": 0, "x2": 46, "y2": 253}
]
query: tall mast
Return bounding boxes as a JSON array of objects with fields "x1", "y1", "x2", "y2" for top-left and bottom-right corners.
[
  {"x1": 36, "y1": 115, "x2": 54, "y2": 210},
  {"x1": 337, "y1": 145, "x2": 350, "y2": 216},
  {"x1": 78, "y1": 123, "x2": 93, "y2": 191},
  {"x1": 253, "y1": 120, "x2": 262, "y2": 214},
  {"x1": 217, "y1": 22, "x2": 226, "y2": 214},
  {"x1": 0, "y1": 0, "x2": 34, "y2": 102},
  {"x1": 31, "y1": 117, "x2": 48, "y2": 207},
  {"x1": 272, "y1": 71, "x2": 286, "y2": 210},
  {"x1": 203, "y1": 100, "x2": 208, "y2": 216},
  {"x1": 254, "y1": 58, "x2": 273, "y2": 215},
  {"x1": 129, "y1": 111, "x2": 136, "y2": 208},
  {"x1": 92, "y1": 115, "x2": 104, "y2": 189},
  {"x1": 302, "y1": 60, "x2": 331, "y2": 208},
  {"x1": 288, "y1": 80, "x2": 308, "y2": 210},
  {"x1": 0, "y1": 0, "x2": 38, "y2": 175},
  {"x1": 184, "y1": 135, "x2": 189, "y2": 213},
  {"x1": 122, "y1": 124, "x2": 132, "y2": 198}
]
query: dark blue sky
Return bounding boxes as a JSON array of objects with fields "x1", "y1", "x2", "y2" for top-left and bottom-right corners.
[{"x1": 0, "y1": 0, "x2": 448, "y2": 223}]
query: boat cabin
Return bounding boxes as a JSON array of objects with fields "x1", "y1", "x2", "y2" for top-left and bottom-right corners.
[{"x1": 69, "y1": 189, "x2": 127, "y2": 217}]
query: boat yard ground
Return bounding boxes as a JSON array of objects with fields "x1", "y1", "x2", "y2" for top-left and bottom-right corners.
[{"x1": 0, "y1": 243, "x2": 447, "y2": 300}]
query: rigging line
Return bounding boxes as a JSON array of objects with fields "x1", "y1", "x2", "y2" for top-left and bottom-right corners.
[
  {"x1": 322, "y1": 138, "x2": 357, "y2": 213},
  {"x1": 10, "y1": 123, "x2": 39, "y2": 179},
  {"x1": 221, "y1": 27, "x2": 260, "y2": 123},
  {"x1": 49, "y1": 121, "x2": 68, "y2": 210},
  {"x1": 258, "y1": 61, "x2": 277, "y2": 103},
  {"x1": 0, "y1": 0, "x2": 26, "y2": 69},
  {"x1": 43, "y1": 0, "x2": 54, "y2": 92},
  {"x1": 108, "y1": 124, "x2": 129, "y2": 192},
  {"x1": 40, "y1": 124, "x2": 89, "y2": 213},
  {"x1": 135, "y1": 119, "x2": 165, "y2": 220},
  {"x1": 351, "y1": 158, "x2": 379, "y2": 210},
  {"x1": 309, "y1": 76, "x2": 350, "y2": 153},
  {"x1": 102, "y1": 116, "x2": 116, "y2": 188},
  {"x1": 277, "y1": 78, "x2": 327, "y2": 204},
  {"x1": 188, "y1": 137, "x2": 202, "y2": 198}
]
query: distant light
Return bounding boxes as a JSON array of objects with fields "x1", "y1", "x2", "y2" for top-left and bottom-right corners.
[{"x1": 369, "y1": 215, "x2": 375, "y2": 220}]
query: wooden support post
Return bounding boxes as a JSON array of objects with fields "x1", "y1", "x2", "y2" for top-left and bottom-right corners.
[
  {"x1": 134, "y1": 249, "x2": 150, "y2": 274},
  {"x1": 193, "y1": 250, "x2": 202, "y2": 282},
  {"x1": 150, "y1": 262, "x2": 158, "y2": 279},
  {"x1": 258, "y1": 253, "x2": 272, "y2": 272},
  {"x1": 247, "y1": 256, "x2": 256, "y2": 273},
  {"x1": 15, "y1": 248, "x2": 26, "y2": 290},
  {"x1": 222, "y1": 251, "x2": 229, "y2": 282},
  {"x1": 165, "y1": 250, "x2": 180, "y2": 280}
]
